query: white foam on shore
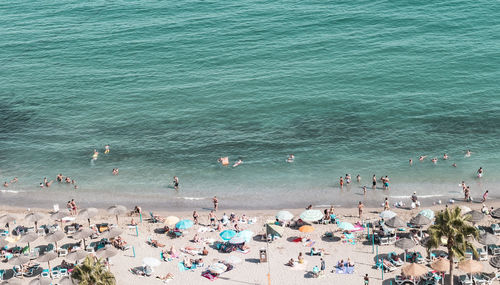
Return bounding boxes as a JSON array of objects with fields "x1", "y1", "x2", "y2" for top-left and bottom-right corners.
[
  {"x1": 389, "y1": 194, "x2": 448, "y2": 199},
  {"x1": 0, "y1": 189, "x2": 22, "y2": 194},
  {"x1": 178, "y1": 196, "x2": 207, "y2": 201}
]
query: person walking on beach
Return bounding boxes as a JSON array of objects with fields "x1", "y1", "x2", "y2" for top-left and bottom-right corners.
[
  {"x1": 372, "y1": 175, "x2": 377, "y2": 189},
  {"x1": 320, "y1": 258, "x2": 325, "y2": 274},
  {"x1": 411, "y1": 192, "x2": 420, "y2": 208},
  {"x1": 213, "y1": 196, "x2": 218, "y2": 211},
  {"x1": 208, "y1": 211, "x2": 217, "y2": 226},
  {"x1": 358, "y1": 201, "x2": 364, "y2": 218},
  {"x1": 482, "y1": 190, "x2": 489, "y2": 202},
  {"x1": 383, "y1": 198, "x2": 390, "y2": 211},
  {"x1": 364, "y1": 274, "x2": 369, "y2": 285}
]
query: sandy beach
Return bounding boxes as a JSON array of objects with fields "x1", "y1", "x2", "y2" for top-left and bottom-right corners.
[{"x1": 1, "y1": 199, "x2": 499, "y2": 285}]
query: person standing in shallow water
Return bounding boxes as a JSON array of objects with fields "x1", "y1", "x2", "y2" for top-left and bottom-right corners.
[
  {"x1": 339, "y1": 177, "x2": 344, "y2": 188},
  {"x1": 213, "y1": 196, "x2": 218, "y2": 211},
  {"x1": 372, "y1": 175, "x2": 376, "y2": 189}
]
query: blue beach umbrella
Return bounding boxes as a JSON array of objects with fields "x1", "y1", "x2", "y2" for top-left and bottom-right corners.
[
  {"x1": 175, "y1": 219, "x2": 194, "y2": 230},
  {"x1": 236, "y1": 230, "x2": 254, "y2": 242},
  {"x1": 419, "y1": 209, "x2": 434, "y2": 220},
  {"x1": 220, "y1": 230, "x2": 237, "y2": 241},
  {"x1": 337, "y1": 222, "x2": 355, "y2": 231}
]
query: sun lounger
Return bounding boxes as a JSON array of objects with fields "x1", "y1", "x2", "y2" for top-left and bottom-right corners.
[
  {"x1": 382, "y1": 259, "x2": 397, "y2": 272},
  {"x1": 459, "y1": 275, "x2": 473, "y2": 285},
  {"x1": 473, "y1": 274, "x2": 488, "y2": 285},
  {"x1": 492, "y1": 224, "x2": 500, "y2": 235},
  {"x1": 380, "y1": 236, "x2": 390, "y2": 246},
  {"x1": 478, "y1": 248, "x2": 488, "y2": 261},
  {"x1": 488, "y1": 244, "x2": 500, "y2": 255},
  {"x1": 388, "y1": 252, "x2": 404, "y2": 266},
  {"x1": 395, "y1": 275, "x2": 417, "y2": 285}
]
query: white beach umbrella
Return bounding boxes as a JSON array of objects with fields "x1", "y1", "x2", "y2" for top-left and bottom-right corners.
[
  {"x1": 276, "y1": 211, "x2": 294, "y2": 221},
  {"x1": 299, "y1": 210, "x2": 323, "y2": 222}
]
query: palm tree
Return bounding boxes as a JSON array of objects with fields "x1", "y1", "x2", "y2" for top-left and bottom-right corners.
[
  {"x1": 71, "y1": 256, "x2": 116, "y2": 285},
  {"x1": 426, "y1": 207, "x2": 478, "y2": 285}
]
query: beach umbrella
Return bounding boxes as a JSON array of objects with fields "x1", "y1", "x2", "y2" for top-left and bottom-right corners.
[
  {"x1": 25, "y1": 212, "x2": 45, "y2": 229},
  {"x1": 266, "y1": 223, "x2": 284, "y2": 238},
  {"x1": 78, "y1": 208, "x2": 98, "y2": 226},
  {"x1": 299, "y1": 225, "x2": 314, "y2": 233},
  {"x1": 175, "y1": 219, "x2": 193, "y2": 230},
  {"x1": 380, "y1": 210, "x2": 397, "y2": 220},
  {"x1": 44, "y1": 230, "x2": 65, "y2": 249},
  {"x1": 478, "y1": 232, "x2": 497, "y2": 245},
  {"x1": 142, "y1": 257, "x2": 161, "y2": 267},
  {"x1": 395, "y1": 238, "x2": 415, "y2": 250},
  {"x1": 9, "y1": 255, "x2": 30, "y2": 266},
  {"x1": 337, "y1": 222, "x2": 355, "y2": 231},
  {"x1": 101, "y1": 228, "x2": 123, "y2": 239},
  {"x1": 464, "y1": 210, "x2": 484, "y2": 223},
  {"x1": 458, "y1": 259, "x2": 483, "y2": 275},
  {"x1": 385, "y1": 216, "x2": 406, "y2": 229},
  {"x1": 459, "y1": 206, "x2": 471, "y2": 214},
  {"x1": 51, "y1": 210, "x2": 71, "y2": 229},
  {"x1": 491, "y1": 208, "x2": 500, "y2": 219},
  {"x1": 208, "y1": 263, "x2": 227, "y2": 274},
  {"x1": 402, "y1": 263, "x2": 427, "y2": 277},
  {"x1": 225, "y1": 255, "x2": 242, "y2": 264},
  {"x1": 96, "y1": 245, "x2": 118, "y2": 259},
  {"x1": 107, "y1": 205, "x2": 127, "y2": 224},
  {"x1": 72, "y1": 228, "x2": 94, "y2": 248},
  {"x1": 236, "y1": 230, "x2": 254, "y2": 242},
  {"x1": 165, "y1": 216, "x2": 180, "y2": 226},
  {"x1": 489, "y1": 255, "x2": 500, "y2": 268},
  {"x1": 276, "y1": 211, "x2": 294, "y2": 221},
  {"x1": 20, "y1": 232, "x2": 38, "y2": 248},
  {"x1": 419, "y1": 209, "x2": 435, "y2": 220},
  {"x1": 0, "y1": 238, "x2": 10, "y2": 247},
  {"x1": 410, "y1": 214, "x2": 432, "y2": 226},
  {"x1": 229, "y1": 236, "x2": 246, "y2": 244},
  {"x1": 431, "y1": 258, "x2": 450, "y2": 272},
  {"x1": 299, "y1": 210, "x2": 323, "y2": 222},
  {"x1": 66, "y1": 250, "x2": 89, "y2": 262},
  {"x1": 37, "y1": 252, "x2": 58, "y2": 278},
  {"x1": 0, "y1": 214, "x2": 16, "y2": 224},
  {"x1": 220, "y1": 230, "x2": 237, "y2": 241}
]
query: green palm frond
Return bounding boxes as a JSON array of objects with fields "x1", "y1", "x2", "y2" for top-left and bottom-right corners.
[{"x1": 71, "y1": 256, "x2": 116, "y2": 285}]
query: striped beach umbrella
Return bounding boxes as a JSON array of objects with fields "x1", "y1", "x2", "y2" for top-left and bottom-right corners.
[
  {"x1": 220, "y1": 230, "x2": 236, "y2": 241},
  {"x1": 299, "y1": 210, "x2": 323, "y2": 222}
]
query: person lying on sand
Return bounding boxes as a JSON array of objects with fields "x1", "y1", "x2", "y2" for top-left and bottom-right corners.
[{"x1": 148, "y1": 239, "x2": 165, "y2": 248}]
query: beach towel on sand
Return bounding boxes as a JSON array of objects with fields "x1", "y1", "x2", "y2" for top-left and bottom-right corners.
[
  {"x1": 202, "y1": 271, "x2": 218, "y2": 281},
  {"x1": 177, "y1": 262, "x2": 196, "y2": 272},
  {"x1": 335, "y1": 266, "x2": 354, "y2": 274}
]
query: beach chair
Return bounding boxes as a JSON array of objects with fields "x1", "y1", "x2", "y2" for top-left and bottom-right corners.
[
  {"x1": 379, "y1": 236, "x2": 389, "y2": 245},
  {"x1": 58, "y1": 248, "x2": 68, "y2": 257},
  {"x1": 67, "y1": 225, "x2": 76, "y2": 235},
  {"x1": 382, "y1": 259, "x2": 397, "y2": 272},
  {"x1": 491, "y1": 224, "x2": 500, "y2": 235},
  {"x1": 388, "y1": 252, "x2": 404, "y2": 266},
  {"x1": 478, "y1": 248, "x2": 488, "y2": 261},
  {"x1": 487, "y1": 244, "x2": 500, "y2": 255},
  {"x1": 59, "y1": 268, "x2": 68, "y2": 277},
  {"x1": 41, "y1": 269, "x2": 50, "y2": 278},
  {"x1": 464, "y1": 250, "x2": 473, "y2": 260},
  {"x1": 473, "y1": 274, "x2": 488, "y2": 285},
  {"x1": 52, "y1": 268, "x2": 61, "y2": 279},
  {"x1": 86, "y1": 245, "x2": 95, "y2": 253},
  {"x1": 395, "y1": 275, "x2": 417, "y2": 285},
  {"x1": 388, "y1": 236, "x2": 397, "y2": 245},
  {"x1": 12, "y1": 266, "x2": 22, "y2": 278},
  {"x1": 459, "y1": 275, "x2": 473, "y2": 285}
]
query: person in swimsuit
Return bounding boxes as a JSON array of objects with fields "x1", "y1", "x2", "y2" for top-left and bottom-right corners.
[
  {"x1": 233, "y1": 159, "x2": 242, "y2": 167},
  {"x1": 419, "y1": 155, "x2": 427, "y2": 161},
  {"x1": 384, "y1": 176, "x2": 389, "y2": 190},
  {"x1": 193, "y1": 211, "x2": 199, "y2": 225},
  {"x1": 287, "y1": 154, "x2": 294, "y2": 163},
  {"x1": 363, "y1": 186, "x2": 367, "y2": 195},
  {"x1": 339, "y1": 177, "x2": 344, "y2": 188},
  {"x1": 383, "y1": 198, "x2": 390, "y2": 211},
  {"x1": 56, "y1": 174, "x2": 63, "y2": 182},
  {"x1": 452, "y1": 163, "x2": 457, "y2": 167},
  {"x1": 92, "y1": 149, "x2": 99, "y2": 160},
  {"x1": 104, "y1": 145, "x2": 110, "y2": 154},
  {"x1": 372, "y1": 175, "x2": 377, "y2": 189},
  {"x1": 409, "y1": 159, "x2": 413, "y2": 166},
  {"x1": 213, "y1": 196, "x2": 218, "y2": 211},
  {"x1": 358, "y1": 201, "x2": 364, "y2": 218},
  {"x1": 356, "y1": 174, "x2": 361, "y2": 182},
  {"x1": 477, "y1": 167, "x2": 483, "y2": 178},
  {"x1": 345, "y1": 174, "x2": 351, "y2": 184},
  {"x1": 208, "y1": 211, "x2": 217, "y2": 226},
  {"x1": 482, "y1": 190, "x2": 489, "y2": 202},
  {"x1": 10, "y1": 177, "x2": 18, "y2": 184},
  {"x1": 443, "y1": 153, "x2": 448, "y2": 160},
  {"x1": 465, "y1": 150, "x2": 472, "y2": 157},
  {"x1": 431, "y1": 158, "x2": 437, "y2": 164},
  {"x1": 3, "y1": 182, "x2": 8, "y2": 188},
  {"x1": 173, "y1": 176, "x2": 179, "y2": 190}
]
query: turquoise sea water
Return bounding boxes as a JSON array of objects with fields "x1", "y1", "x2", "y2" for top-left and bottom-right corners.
[{"x1": 1, "y1": 0, "x2": 499, "y2": 209}]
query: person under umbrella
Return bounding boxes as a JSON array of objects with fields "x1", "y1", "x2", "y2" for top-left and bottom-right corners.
[
  {"x1": 0, "y1": 214, "x2": 16, "y2": 234},
  {"x1": 458, "y1": 259, "x2": 483, "y2": 283},
  {"x1": 431, "y1": 258, "x2": 450, "y2": 285},
  {"x1": 50, "y1": 211, "x2": 71, "y2": 230},
  {"x1": 9, "y1": 255, "x2": 30, "y2": 278},
  {"x1": 395, "y1": 238, "x2": 416, "y2": 262},
  {"x1": 96, "y1": 245, "x2": 118, "y2": 270}
]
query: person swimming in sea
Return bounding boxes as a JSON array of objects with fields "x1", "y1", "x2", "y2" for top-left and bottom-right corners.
[
  {"x1": 92, "y1": 149, "x2": 99, "y2": 161},
  {"x1": 419, "y1": 155, "x2": 427, "y2": 161},
  {"x1": 3, "y1": 181, "x2": 8, "y2": 188},
  {"x1": 287, "y1": 154, "x2": 295, "y2": 163},
  {"x1": 356, "y1": 174, "x2": 361, "y2": 182},
  {"x1": 10, "y1": 177, "x2": 18, "y2": 184},
  {"x1": 409, "y1": 159, "x2": 413, "y2": 166},
  {"x1": 477, "y1": 167, "x2": 483, "y2": 178},
  {"x1": 104, "y1": 145, "x2": 110, "y2": 154},
  {"x1": 233, "y1": 159, "x2": 242, "y2": 167},
  {"x1": 173, "y1": 176, "x2": 179, "y2": 190},
  {"x1": 431, "y1": 158, "x2": 438, "y2": 164},
  {"x1": 443, "y1": 153, "x2": 448, "y2": 160},
  {"x1": 465, "y1": 149, "x2": 472, "y2": 157},
  {"x1": 345, "y1": 174, "x2": 351, "y2": 184}
]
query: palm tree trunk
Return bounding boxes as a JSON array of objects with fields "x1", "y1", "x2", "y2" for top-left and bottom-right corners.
[{"x1": 448, "y1": 251, "x2": 454, "y2": 285}]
